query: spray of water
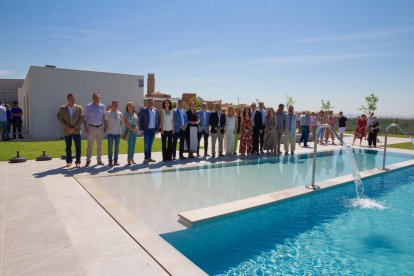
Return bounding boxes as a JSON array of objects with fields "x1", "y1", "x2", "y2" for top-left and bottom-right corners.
[{"x1": 343, "y1": 146, "x2": 364, "y2": 198}]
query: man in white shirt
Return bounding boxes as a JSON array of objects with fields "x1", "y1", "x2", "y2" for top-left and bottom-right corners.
[
  {"x1": 83, "y1": 92, "x2": 106, "y2": 167},
  {"x1": 284, "y1": 105, "x2": 299, "y2": 155},
  {"x1": 105, "y1": 100, "x2": 123, "y2": 166}
]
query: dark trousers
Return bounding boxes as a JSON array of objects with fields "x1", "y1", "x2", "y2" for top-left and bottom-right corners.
[
  {"x1": 12, "y1": 119, "x2": 22, "y2": 138},
  {"x1": 368, "y1": 132, "x2": 378, "y2": 147},
  {"x1": 7, "y1": 120, "x2": 11, "y2": 134},
  {"x1": 64, "y1": 134, "x2": 81, "y2": 164},
  {"x1": 172, "y1": 129, "x2": 186, "y2": 158},
  {"x1": 300, "y1": 126, "x2": 310, "y2": 146},
  {"x1": 260, "y1": 128, "x2": 264, "y2": 150},
  {"x1": 197, "y1": 130, "x2": 209, "y2": 155},
  {"x1": 161, "y1": 131, "x2": 173, "y2": 161},
  {"x1": 253, "y1": 126, "x2": 264, "y2": 153}
]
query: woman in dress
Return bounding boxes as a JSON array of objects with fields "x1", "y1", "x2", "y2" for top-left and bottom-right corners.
[
  {"x1": 353, "y1": 114, "x2": 368, "y2": 146},
  {"x1": 186, "y1": 102, "x2": 200, "y2": 158},
  {"x1": 224, "y1": 106, "x2": 237, "y2": 156},
  {"x1": 160, "y1": 99, "x2": 174, "y2": 161},
  {"x1": 239, "y1": 106, "x2": 253, "y2": 155},
  {"x1": 123, "y1": 102, "x2": 138, "y2": 165},
  {"x1": 317, "y1": 110, "x2": 326, "y2": 145},
  {"x1": 263, "y1": 107, "x2": 276, "y2": 154}
]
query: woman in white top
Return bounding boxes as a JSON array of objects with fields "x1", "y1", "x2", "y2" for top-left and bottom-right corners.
[
  {"x1": 160, "y1": 99, "x2": 175, "y2": 161},
  {"x1": 224, "y1": 105, "x2": 238, "y2": 155}
]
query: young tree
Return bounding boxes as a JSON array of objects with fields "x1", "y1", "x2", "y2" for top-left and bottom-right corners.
[
  {"x1": 286, "y1": 95, "x2": 295, "y2": 109},
  {"x1": 189, "y1": 96, "x2": 204, "y2": 110},
  {"x1": 321, "y1": 100, "x2": 335, "y2": 112},
  {"x1": 359, "y1": 93, "x2": 379, "y2": 115}
]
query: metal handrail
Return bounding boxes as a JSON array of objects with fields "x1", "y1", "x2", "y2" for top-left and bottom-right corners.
[
  {"x1": 380, "y1": 123, "x2": 413, "y2": 170},
  {"x1": 306, "y1": 124, "x2": 345, "y2": 190}
]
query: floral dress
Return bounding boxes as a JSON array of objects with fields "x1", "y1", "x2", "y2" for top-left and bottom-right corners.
[{"x1": 239, "y1": 115, "x2": 253, "y2": 154}]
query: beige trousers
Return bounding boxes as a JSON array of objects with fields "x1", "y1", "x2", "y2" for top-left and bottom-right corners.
[
  {"x1": 275, "y1": 129, "x2": 284, "y2": 152},
  {"x1": 284, "y1": 130, "x2": 296, "y2": 153},
  {"x1": 211, "y1": 131, "x2": 224, "y2": 155},
  {"x1": 86, "y1": 126, "x2": 104, "y2": 162}
]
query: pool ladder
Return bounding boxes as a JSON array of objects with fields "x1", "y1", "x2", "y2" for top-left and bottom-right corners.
[
  {"x1": 379, "y1": 123, "x2": 414, "y2": 170},
  {"x1": 306, "y1": 124, "x2": 345, "y2": 190}
]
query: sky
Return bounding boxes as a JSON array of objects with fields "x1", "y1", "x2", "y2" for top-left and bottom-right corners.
[{"x1": 1, "y1": 0, "x2": 414, "y2": 116}]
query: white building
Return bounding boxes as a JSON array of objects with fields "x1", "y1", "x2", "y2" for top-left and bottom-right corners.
[{"x1": 18, "y1": 65, "x2": 144, "y2": 140}]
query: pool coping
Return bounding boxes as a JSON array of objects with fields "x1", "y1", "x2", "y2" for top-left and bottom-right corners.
[
  {"x1": 178, "y1": 155, "x2": 414, "y2": 228},
  {"x1": 74, "y1": 176, "x2": 207, "y2": 276}
]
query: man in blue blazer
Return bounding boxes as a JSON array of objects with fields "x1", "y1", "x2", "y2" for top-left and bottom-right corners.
[
  {"x1": 209, "y1": 102, "x2": 226, "y2": 157},
  {"x1": 196, "y1": 102, "x2": 210, "y2": 157},
  {"x1": 139, "y1": 98, "x2": 160, "y2": 164},
  {"x1": 172, "y1": 100, "x2": 188, "y2": 160}
]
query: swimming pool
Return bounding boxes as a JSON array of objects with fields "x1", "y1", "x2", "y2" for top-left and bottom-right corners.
[
  {"x1": 161, "y1": 166, "x2": 414, "y2": 275},
  {"x1": 80, "y1": 149, "x2": 413, "y2": 233}
]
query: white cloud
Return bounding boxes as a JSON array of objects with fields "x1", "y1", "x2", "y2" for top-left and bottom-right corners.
[
  {"x1": 169, "y1": 48, "x2": 221, "y2": 57},
  {"x1": 291, "y1": 27, "x2": 413, "y2": 43},
  {"x1": 255, "y1": 53, "x2": 380, "y2": 64},
  {"x1": 0, "y1": 70, "x2": 12, "y2": 76}
]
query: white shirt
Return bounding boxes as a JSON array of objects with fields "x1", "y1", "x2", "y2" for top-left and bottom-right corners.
[
  {"x1": 162, "y1": 109, "x2": 173, "y2": 131},
  {"x1": 68, "y1": 106, "x2": 74, "y2": 120},
  {"x1": 105, "y1": 110, "x2": 123, "y2": 135}
]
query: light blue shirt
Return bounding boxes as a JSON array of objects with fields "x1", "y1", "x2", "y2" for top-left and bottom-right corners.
[
  {"x1": 299, "y1": 114, "x2": 310, "y2": 126},
  {"x1": 285, "y1": 113, "x2": 299, "y2": 132},
  {"x1": 84, "y1": 103, "x2": 106, "y2": 126},
  {"x1": 0, "y1": 105, "x2": 7, "y2": 122},
  {"x1": 251, "y1": 110, "x2": 256, "y2": 127},
  {"x1": 148, "y1": 108, "x2": 156, "y2": 129},
  {"x1": 180, "y1": 109, "x2": 185, "y2": 127}
]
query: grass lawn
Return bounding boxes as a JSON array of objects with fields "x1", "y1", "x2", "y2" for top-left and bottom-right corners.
[
  {"x1": 344, "y1": 130, "x2": 407, "y2": 138},
  {"x1": 388, "y1": 142, "x2": 414, "y2": 150},
  {"x1": 0, "y1": 138, "x2": 163, "y2": 161}
]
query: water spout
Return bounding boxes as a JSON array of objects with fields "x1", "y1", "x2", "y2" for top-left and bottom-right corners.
[{"x1": 306, "y1": 124, "x2": 364, "y2": 198}]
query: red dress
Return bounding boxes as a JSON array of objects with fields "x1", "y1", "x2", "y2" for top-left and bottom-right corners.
[
  {"x1": 354, "y1": 118, "x2": 367, "y2": 138},
  {"x1": 239, "y1": 116, "x2": 253, "y2": 154}
]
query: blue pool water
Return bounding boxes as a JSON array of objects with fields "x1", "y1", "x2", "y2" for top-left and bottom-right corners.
[{"x1": 162, "y1": 166, "x2": 414, "y2": 275}]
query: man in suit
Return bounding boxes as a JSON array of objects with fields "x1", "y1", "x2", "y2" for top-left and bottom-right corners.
[
  {"x1": 172, "y1": 100, "x2": 188, "y2": 160},
  {"x1": 139, "y1": 98, "x2": 160, "y2": 164},
  {"x1": 196, "y1": 102, "x2": 210, "y2": 157},
  {"x1": 210, "y1": 102, "x2": 226, "y2": 157},
  {"x1": 252, "y1": 101, "x2": 265, "y2": 155},
  {"x1": 58, "y1": 93, "x2": 84, "y2": 168}
]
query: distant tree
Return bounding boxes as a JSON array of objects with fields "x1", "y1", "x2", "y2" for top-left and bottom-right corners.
[
  {"x1": 286, "y1": 95, "x2": 295, "y2": 109},
  {"x1": 321, "y1": 100, "x2": 335, "y2": 113},
  {"x1": 359, "y1": 93, "x2": 379, "y2": 115},
  {"x1": 255, "y1": 98, "x2": 261, "y2": 105},
  {"x1": 189, "y1": 96, "x2": 204, "y2": 110}
]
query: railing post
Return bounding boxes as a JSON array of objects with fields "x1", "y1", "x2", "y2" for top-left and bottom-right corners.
[
  {"x1": 380, "y1": 123, "x2": 412, "y2": 170},
  {"x1": 306, "y1": 124, "x2": 345, "y2": 190}
]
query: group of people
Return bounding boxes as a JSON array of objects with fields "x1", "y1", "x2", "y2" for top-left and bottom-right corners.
[
  {"x1": 58, "y1": 92, "x2": 161, "y2": 168},
  {"x1": 0, "y1": 101, "x2": 25, "y2": 141},
  {"x1": 53, "y1": 93, "x2": 381, "y2": 168}
]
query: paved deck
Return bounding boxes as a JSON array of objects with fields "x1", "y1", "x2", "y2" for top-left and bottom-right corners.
[{"x1": 0, "y1": 134, "x2": 412, "y2": 275}]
